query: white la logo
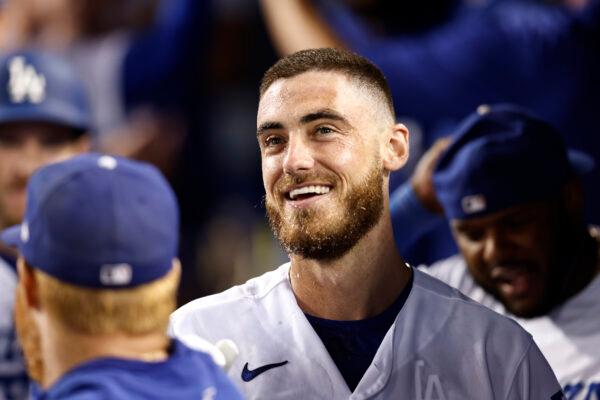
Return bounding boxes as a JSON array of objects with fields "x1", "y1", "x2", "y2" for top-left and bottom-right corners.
[
  {"x1": 415, "y1": 360, "x2": 447, "y2": 400},
  {"x1": 7, "y1": 56, "x2": 46, "y2": 104}
]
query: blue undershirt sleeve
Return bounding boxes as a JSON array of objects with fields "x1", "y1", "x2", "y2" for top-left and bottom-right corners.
[{"x1": 390, "y1": 183, "x2": 444, "y2": 256}]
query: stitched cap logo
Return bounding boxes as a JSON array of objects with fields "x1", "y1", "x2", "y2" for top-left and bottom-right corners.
[
  {"x1": 100, "y1": 263, "x2": 133, "y2": 286},
  {"x1": 98, "y1": 155, "x2": 118, "y2": 170},
  {"x1": 20, "y1": 221, "x2": 29, "y2": 243},
  {"x1": 7, "y1": 56, "x2": 46, "y2": 104},
  {"x1": 461, "y1": 194, "x2": 486, "y2": 214}
]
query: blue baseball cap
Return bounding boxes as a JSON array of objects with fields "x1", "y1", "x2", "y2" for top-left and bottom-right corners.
[
  {"x1": 433, "y1": 104, "x2": 594, "y2": 220},
  {"x1": 0, "y1": 50, "x2": 91, "y2": 133},
  {"x1": 1, "y1": 153, "x2": 179, "y2": 288}
]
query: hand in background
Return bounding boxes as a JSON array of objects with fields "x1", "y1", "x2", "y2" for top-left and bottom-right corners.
[{"x1": 411, "y1": 137, "x2": 450, "y2": 214}]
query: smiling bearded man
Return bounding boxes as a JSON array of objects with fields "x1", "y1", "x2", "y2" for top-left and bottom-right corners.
[
  {"x1": 266, "y1": 158, "x2": 383, "y2": 260},
  {"x1": 169, "y1": 48, "x2": 563, "y2": 399}
]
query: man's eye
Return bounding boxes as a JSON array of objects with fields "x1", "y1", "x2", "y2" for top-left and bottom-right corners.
[
  {"x1": 264, "y1": 136, "x2": 283, "y2": 147},
  {"x1": 315, "y1": 126, "x2": 334, "y2": 135},
  {"x1": 461, "y1": 229, "x2": 484, "y2": 242}
]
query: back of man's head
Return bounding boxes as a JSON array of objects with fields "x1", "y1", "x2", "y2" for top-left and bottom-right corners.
[{"x1": 3, "y1": 153, "x2": 180, "y2": 335}]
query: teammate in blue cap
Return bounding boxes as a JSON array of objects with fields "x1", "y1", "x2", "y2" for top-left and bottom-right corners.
[
  {"x1": 171, "y1": 48, "x2": 563, "y2": 399},
  {"x1": 391, "y1": 104, "x2": 600, "y2": 398},
  {"x1": 1, "y1": 153, "x2": 242, "y2": 400},
  {"x1": 0, "y1": 50, "x2": 91, "y2": 400}
]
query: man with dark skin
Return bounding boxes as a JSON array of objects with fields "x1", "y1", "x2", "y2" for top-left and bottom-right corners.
[{"x1": 390, "y1": 104, "x2": 600, "y2": 399}]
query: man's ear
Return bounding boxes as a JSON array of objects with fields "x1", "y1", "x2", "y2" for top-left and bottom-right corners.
[
  {"x1": 382, "y1": 123, "x2": 409, "y2": 172},
  {"x1": 171, "y1": 258, "x2": 182, "y2": 282},
  {"x1": 17, "y1": 257, "x2": 40, "y2": 310}
]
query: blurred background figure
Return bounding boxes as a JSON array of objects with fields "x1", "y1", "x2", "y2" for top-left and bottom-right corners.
[
  {"x1": 0, "y1": 50, "x2": 90, "y2": 400},
  {"x1": 0, "y1": 0, "x2": 282, "y2": 304},
  {"x1": 0, "y1": 0, "x2": 597, "y2": 308},
  {"x1": 260, "y1": 0, "x2": 600, "y2": 266},
  {"x1": 392, "y1": 104, "x2": 600, "y2": 398},
  {"x1": 2, "y1": 154, "x2": 242, "y2": 399}
]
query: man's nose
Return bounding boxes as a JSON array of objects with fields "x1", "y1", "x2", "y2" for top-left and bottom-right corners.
[
  {"x1": 283, "y1": 135, "x2": 314, "y2": 174},
  {"x1": 481, "y1": 230, "x2": 512, "y2": 266}
]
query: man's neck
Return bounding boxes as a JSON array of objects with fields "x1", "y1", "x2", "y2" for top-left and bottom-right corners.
[
  {"x1": 289, "y1": 215, "x2": 411, "y2": 320},
  {"x1": 42, "y1": 323, "x2": 170, "y2": 389}
]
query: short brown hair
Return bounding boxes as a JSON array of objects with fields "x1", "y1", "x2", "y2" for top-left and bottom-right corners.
[{"x1": 260, "y1": 48, "x2": 395, "y2": 118}]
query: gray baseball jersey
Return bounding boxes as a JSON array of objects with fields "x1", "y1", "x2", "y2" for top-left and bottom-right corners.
[
  {"x1": 170, "y1": 263, "x2": 563, "y2": 400},
  {"x1": 423, "y1": 254, "x2": 600, "y2": 400}
]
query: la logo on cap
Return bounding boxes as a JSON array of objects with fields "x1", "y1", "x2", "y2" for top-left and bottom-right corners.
[
  {"x1": 8, "y1": 56, "x2": 46, "y2": 104},
  {"x1": 462, "y1": 194, "x2": 486, "y2": 214}
]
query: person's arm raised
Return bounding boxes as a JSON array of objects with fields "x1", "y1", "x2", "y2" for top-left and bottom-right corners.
[{"x1": 259, "y1": 0, "x2": 345, "y2": 55}]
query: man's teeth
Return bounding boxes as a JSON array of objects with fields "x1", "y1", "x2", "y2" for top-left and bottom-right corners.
[{"x1": 289, "y1": 185, "x2": 330, "y2": 200}]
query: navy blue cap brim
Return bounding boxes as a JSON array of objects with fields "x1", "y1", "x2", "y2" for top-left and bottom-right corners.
[
  {"x1": 1, "y1": 225, "x2": 22, "y2": 247},
  {"x1": 568, "y1": 149, "x2": 595, "y2": 175},
  {"x1": 0, "y1": 107, "x2": 89, "y2": 134}
]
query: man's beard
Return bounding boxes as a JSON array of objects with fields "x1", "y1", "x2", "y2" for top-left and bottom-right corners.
[
  {"x1": 14, "y1": 284, "x2": 44, "y2": 384},
  {"x1": 266, "y1": 165, "x2": 384, "y2": 260}
]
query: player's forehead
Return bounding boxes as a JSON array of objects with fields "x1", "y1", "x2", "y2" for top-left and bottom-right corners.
[{"x1": 257, "y1": 70, "x2": 371, "y2": 126}]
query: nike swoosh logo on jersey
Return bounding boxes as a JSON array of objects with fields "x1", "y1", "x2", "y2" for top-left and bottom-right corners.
[
  {"x1": 241, "y1": 360, "x2": 288, "y2": 382},
  {"x1": 550, "y1": 390, "x2": 566, "y2": 400}
]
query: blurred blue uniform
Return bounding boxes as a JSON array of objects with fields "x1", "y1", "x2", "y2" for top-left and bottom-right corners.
[
  {"x1": 320, "y1": 0, "x2": 600, "y2": 264},
  {"x1": 0, "y1": 255, "x2": 28, "y2": 400},
  {"x1": 31, "y1": 340, "x2": 242, "y2": 400}
]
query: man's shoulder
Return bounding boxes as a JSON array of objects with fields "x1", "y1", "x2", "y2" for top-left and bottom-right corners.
[
  {"x1": 411, "y1": 268, "x2": 528, "y2": 340},
  {"x1": 175, "y1": 263, "x2": 289, "y2": 312},
  {"x1": 170, "y1": 264, "x2": 291, "y2": 338},
  {"x1": 41, "y1": 341, "x2": 241, "y2": 400}
]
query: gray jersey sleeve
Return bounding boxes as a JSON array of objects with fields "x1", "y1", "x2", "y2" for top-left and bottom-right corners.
[{"x1": 506, "y1": 340, "x2": 564, "y2": 400}]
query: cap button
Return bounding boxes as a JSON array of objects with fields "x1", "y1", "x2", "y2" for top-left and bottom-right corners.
[
  {"x1": 477, "y1": 104, "x2": 491, "y2": 115},
  {"x1": 98, "y1": 155, "x2": 117, "y2": 170}
]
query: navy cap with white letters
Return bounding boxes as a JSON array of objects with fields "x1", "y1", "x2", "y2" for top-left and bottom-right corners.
[
  {"x1": 433, "y1": 104, "x2": 594, "y2": 220},
  {"x1": 1, "y1": 153, "x2": 179, "y2": 288},
  {"x1": 0, "y1": 50, "x2": 91, "y2": 133}
]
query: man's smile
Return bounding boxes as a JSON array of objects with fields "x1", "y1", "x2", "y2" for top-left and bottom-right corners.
[
  {"x1": 490, "y1": 265, "x2": 537, "y2": 298},
  {"x1": 278, "y1": 182, "x2": 335, "y2": 208}
]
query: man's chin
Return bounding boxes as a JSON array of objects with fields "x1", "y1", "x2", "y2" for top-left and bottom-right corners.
[
  {"x1": 275, "y1": 218, "x2": 353, "y2": 260},
  {"x1": 499, "y1": 297, "x2": 550, "y2": 319}
]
